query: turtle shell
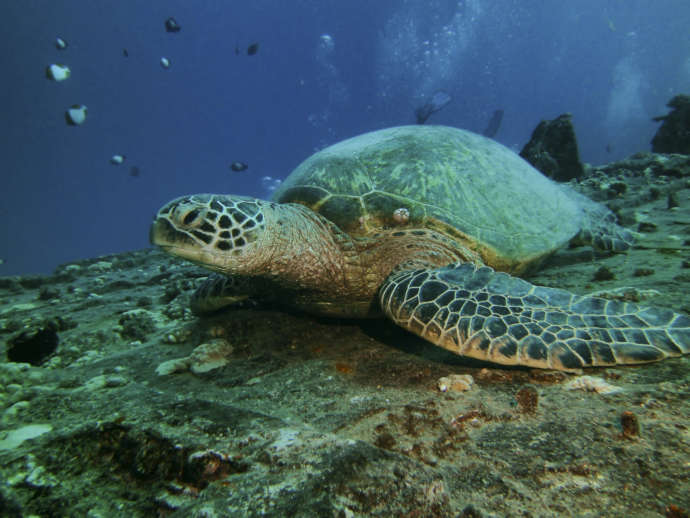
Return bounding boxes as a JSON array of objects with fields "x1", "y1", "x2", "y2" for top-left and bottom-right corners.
[{"x1": 271, "y1": 125, "x2": 582, "y2": 272}]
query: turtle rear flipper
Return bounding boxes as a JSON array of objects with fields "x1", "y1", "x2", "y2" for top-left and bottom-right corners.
[
  {"x1": 379, "y1": 262, "x2": 689, "y2": 370},
  {"x1": 562, "y1": 186, "x2": 635, "y2": 252}
]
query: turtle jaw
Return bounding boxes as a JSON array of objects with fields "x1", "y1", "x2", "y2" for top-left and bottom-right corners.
[{"x1": 150, "y1": 217, "x2": 232, "y2": 273}]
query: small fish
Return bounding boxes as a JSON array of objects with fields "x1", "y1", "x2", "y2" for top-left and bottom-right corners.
[
  {"x1": 130, "y1": 166, "x2": 141, "y2": 177},
  {"x1": 46, "y1": 63, "x2": 71, "y2": 81},
  {"x1": 160, "y1": 57, "x2": 171, "y2": 69},
  {"x1": 165, "y1": 17, "x2": 181, "y2": 33},
  {"x1": 110, "y1": 154, "x2": 125, "y2": 165},
  {"x1": 230, "y1": 161, "x2": 248, "y2": 172},
  {"x1": 55, "y1": 37, "x2": 68, "y2": 50},
  {"x1": 605, "y1": 144, "x2": 612, "y2": 153},
  {"x1": 123, "y1": 48, "x2": 129, "y2": 57},
  {"x1": 65, "y1": 105, "x2": 87, "y2": 126},
  {"x1": 247, "y1": 43, "x2": 259, "y2": 56}
]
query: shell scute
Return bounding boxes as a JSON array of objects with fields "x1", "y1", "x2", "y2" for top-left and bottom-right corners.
[{"x1": 273, "y1": 125, "x2": 583, "y2": 270}]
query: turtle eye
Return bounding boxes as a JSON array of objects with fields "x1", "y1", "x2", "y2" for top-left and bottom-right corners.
[
  {"x1": 183, "y1": 209, "x2": 200, "y2": 225},
  {"x1": 172, "y1": 203, "x2": 206, "y2": 229}
]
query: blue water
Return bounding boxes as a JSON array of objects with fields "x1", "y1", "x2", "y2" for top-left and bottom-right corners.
[{"x1": 2, "y1": 0, "x2": 689, "y2": 275}]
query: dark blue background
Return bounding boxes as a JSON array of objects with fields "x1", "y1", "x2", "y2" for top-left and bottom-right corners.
[{"x1": 2, "y1": 1, "x2": 689, "y2": 275}]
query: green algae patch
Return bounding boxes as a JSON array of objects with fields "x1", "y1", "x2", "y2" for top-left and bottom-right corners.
[{"x1": 0, "y1": 424, "x2": 52, "y2": 450}]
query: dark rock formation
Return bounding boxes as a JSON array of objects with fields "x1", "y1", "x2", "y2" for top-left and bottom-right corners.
[
  {"x1": 520, "y1": 113, "x2": 584, "y2": 181},
  {"x1": 6, "y1": 321, "x2": 59, "y2": 365},
  {"x1": 651, "y1": 94, "x2": 690, "y2": 154},
  {"x1": 577, "y1": 152, "x2": 690, "y2": 212}
]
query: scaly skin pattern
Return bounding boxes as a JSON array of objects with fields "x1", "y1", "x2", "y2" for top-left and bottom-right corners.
[
  {"x1": 151, "y1": 194, "x2": 690, "y2": 370},
  {"x1": 150, "y1": 194, "x2": 471, "y2": 317},
  {"x1": 379, "y1": 262, "x2": 690, "y2": 370}
]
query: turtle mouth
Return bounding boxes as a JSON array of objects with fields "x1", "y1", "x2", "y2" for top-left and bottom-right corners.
[
  {"x1": 150, "y1": 214, "x2": 254, "y2": 275},
  {"x1": 161, "y1": 246, "x2": 228, "y2": 273},
  {"x1": 150, "y1": 218, "x2": 209, "y2": 259},
  {"x1": 150, "y1": 219, "x2": 227, "y2": 272},
  {"x1": 150, "y1": 217, "x2": 191, "y2": 248}
]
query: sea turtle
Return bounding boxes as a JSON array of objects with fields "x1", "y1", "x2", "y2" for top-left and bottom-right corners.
[{"x1": 150, "y1": 125, "x2": 689, "y2": 370}]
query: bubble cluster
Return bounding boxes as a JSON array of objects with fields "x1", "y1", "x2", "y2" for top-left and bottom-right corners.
[
  {"x1": 261, "y1": 176, "x2": 282, "y2": 195},
  {"x1": 319, "y1": 34, "x2": 334, "y2": 53},
  {"x1": 308, "y1": 33, "x2": 347, "y2": 150},
  {"x1": 375, "y1": 1, "x2": 482, "y2": 105}
]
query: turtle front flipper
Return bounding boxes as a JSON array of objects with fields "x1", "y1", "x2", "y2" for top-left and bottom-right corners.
[
  {"x1": 190, "y1": 274, "x2": 252, "y2": 315},
  {"x1": 190, "y1": 273, "x2": 277, "y2": 315},
  {"x1": 379, "y1": 262, "x2": 689, "y2": 370}
]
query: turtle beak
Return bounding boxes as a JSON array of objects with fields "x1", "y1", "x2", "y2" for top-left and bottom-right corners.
[
  {"x1": 149, "y1": 217, "x2": 179, "y2": 247},
  {"x1": 150, "y1": 213, "x2": 231, "y2": 273},
  {"x1": 149, "y1": 216, "x2": 219, "y2": 270},
  {"x1": 149, "y1": 216, "x2": 201, "y2": 256}
]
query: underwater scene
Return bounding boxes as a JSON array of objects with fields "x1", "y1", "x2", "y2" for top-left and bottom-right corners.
[{"x1": 1, "y1": 1, "x2": 690, "y2": 516}]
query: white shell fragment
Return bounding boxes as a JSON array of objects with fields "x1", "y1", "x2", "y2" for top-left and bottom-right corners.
[
  {"x1": 565, "y1": 375, "x2": 622, "y2": 394},
  {"x1": 438, "y1": 374, "x2": 475, "y2": 392},
  {"x1": 156, "y1": 339, "x2": 234, "y2": 376}
]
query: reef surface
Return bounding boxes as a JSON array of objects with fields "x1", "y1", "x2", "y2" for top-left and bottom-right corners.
[{"x1": 1, "y1": 153, "x2": 689, "y2": 517}]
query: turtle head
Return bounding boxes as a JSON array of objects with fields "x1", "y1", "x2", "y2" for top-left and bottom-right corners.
[{"x1": 150, "y1": 194, "x2": 269, "y2": 274}]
